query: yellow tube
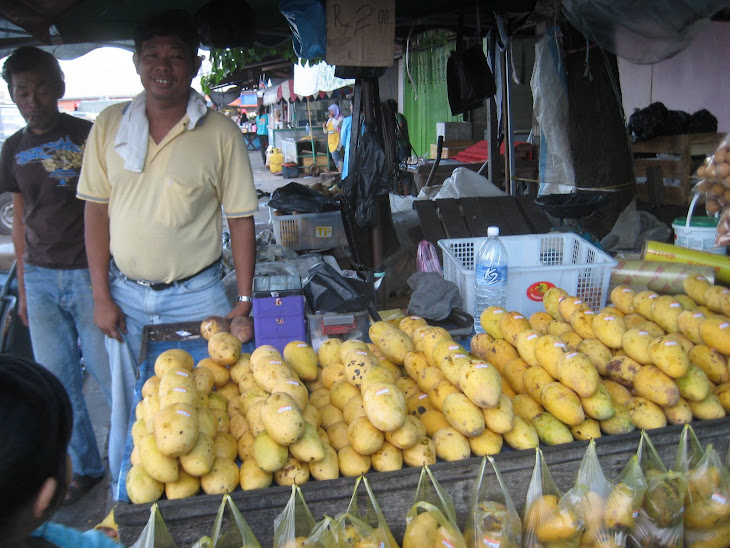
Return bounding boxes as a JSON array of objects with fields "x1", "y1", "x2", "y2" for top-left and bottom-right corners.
[
  {"x1": 610, "y1": 259, "x2": 715, "y2": 294},
  {"x1": 642, "y1": 241, "x2": 730, "y2": 285}
]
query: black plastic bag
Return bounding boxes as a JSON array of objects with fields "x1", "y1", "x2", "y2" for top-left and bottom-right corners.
[
  {"x1": 628, "y1": 102, "x2": 669, "y2": 142},
  {"x1": 447, "y1": 44, "x2": 496, "y2": 116},
  {"x1": 687, "y1": 109, "x2": 718, "y2": 134},
  {"x1": 627, "y1": 102, "x2": 717, "y2": 142},
  {"x1": 342, "y1": 126, "x2": 390, "y2": 227},
  {"x1": 302, "y1": 262, "x2": 379, "y2": 319},
  {"x1": 279, "y1": 0, "x2": 326, "y2": 60},
  {"x1": 268, "y1": 182, "x2": 340, "y2": 214}
]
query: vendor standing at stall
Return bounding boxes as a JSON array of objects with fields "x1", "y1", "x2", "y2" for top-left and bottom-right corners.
[
  {"x1": 0, "y1": 46, "x2": 111, "y2": 506},
  {"x1": 323, "y1": 103, "x2": 343, "y2": 171},
  {"x1": 77, "y1": 9, "x2": 258, "y2": 497},
  {"x1": 256, "y1": 104, "x2": 268, "y2": 163}
]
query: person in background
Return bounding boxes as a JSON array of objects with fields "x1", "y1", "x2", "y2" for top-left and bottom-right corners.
[
  {"x1": 323, "y1": 103, "x2": 343, "y2": 171},
  {"x1": 0, "y1": 46, "x2": 111, "y2": 506},
  {"x1": 339, "y1": 100, "x2": 353, "y2": 181},
  {"x1": 256, "y1": 105, "x2": 268, "y2": 163},
  {"x1": 0, "y1": 354, "x2": 120, "y2": 548},
  {"x1": 77, "y1": 9, "x2": 258, "y2": 498}
]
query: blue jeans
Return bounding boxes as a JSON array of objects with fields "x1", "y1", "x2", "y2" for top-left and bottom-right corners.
[
  {"x1": 24, "y1": 264, "x2": 111, "y2": 479},
  {"x1": 106, "y1": 260, "x2": 231, "y2": 496},
  {"x1": 330, "y1": 149, "x2": 343, "y2": 170}
]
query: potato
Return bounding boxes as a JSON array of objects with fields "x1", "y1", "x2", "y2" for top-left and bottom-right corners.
[
  {"x1": 208, "y1": 331, "x2": 242, "y2": 366},
  {"x1": 236, "y1": 430, "x2": 255, "y2": 461},
  {"x1": 480, "y1": 305, "x2": 508, "y2": 337},
  {"x1": 346, "y1": 416, "x2": 384, "y2": 455},
  {"x1": 689, "y1": 393, "x2": 726, "y2": 420},
  {"x1": 502, "y1": 416, "x2": 539, "y2": 450},
  {"x1": 126, "y1": 463, "x2": 164, "y2": 504},
  {"x1": 238, "y1": 456, "x2": 273, "y2": 491},
  {"x1": 229, "y1": 316, "x2": 254, "y2": 343},
  {"x1": 280, "y1": 341, "x2": 318, "y2": 382},
  {"x1": 503, "y1": 358, "x2": 530, "y2": 395},
  {"x1": 499, "y1": 311, "x2": 531, "y2": 346},
  {"x1": 580, "y1": 383, "x2": 615, "y2": 421},
  {"x1": 154, "y1": 402, "x2": 199, "y2": 457},
  {"x1": 512, "y1": 393, "x2": 544, "y2": 421},
  {"x1": 274, "y1": 456, "x2": 309, "y2": 487},
  {"x1": 200, "y1": 315, "x2": 230, "y2": 341},
  {"x1": 651, "y1": 295, "x2": 683, "y2": 333},
  {"x1": 515, "y1": 330, "x2": 541, "y2": 367},
  {"x1": 442, "y1": 392, "x2": 485, "y2": 437},
  {"x1": 570, "y1": 418, "x2": 601, "y2": 440},
  {"x1": 166, "y1": 468, "x2": 200, "y2": 500},
  {"x1": 385, "y1": 415, "x2": 423, "y2": 449},
  {"x1": 683, "y1": 274, "x2": 712, "y2": 304},
  {"x1": 196, "y1": 358, "x2": 230, "y2": 388},
  {"x1": 482, "y1": 393, "x2": 514, "y2": 434},
  {"x1": 523, "y1": 365, "x2": 554, "y2": 404},
  {"x1": 540, "y1": 382, "x2": 584, "y2": 426},
  {"x1": 432, "y1": 426, "x2": 471, "y2": 461},
  {"x1": 534, "y1": 335, "x2": 568, "y2": 377},
  {"x1": 530, "y1": 311, "x2": 555, "y2": 334},
  {"x1": 531, "y1": 412, "x2": 574, "y2": 445},
  {"x1": 600, "y1": 403, "x2": 635, "y2": 435},
  {"x1": 154, "y1": 348, "x2": 194, "y2": 378},
  {"x1": 650, "y1": 335, "x2": 690, "y2": 378},
  {"x1": 361, "y1": 382, "x2": 406, "y2": 432},
  {"x1": 458, "y1": 360, "x2": 502, "y2": 410},
  {"x1": 633, "y1": 365, "x2": 679, "y2": 407},
  {"x1": 402, "y1": 436, "x2": 437, "y2": 467},
  {"x1": 633, "y1": 290, "x2": 659, "y2": 319},
  {"x1": 605, "y1": 355, "x2": 643, "y2": 387},
  {"x1": 675, "y1": 364, "x2": 711, "y2": 402},
  {"x1": 626, "y1": 397, "x2": 666, "y2": 430},
  {"x1": 252, "y1": 430, "x2": 288, "y2": 472},
  {"x1": 309, "y1": 444, "x2": 339, "y2": 481},
  {"x1": 261, "y1": 392, "x2": 305, "y2": 445},
  {"x1": 543, "y1": 287, "x2": 569, "y2": 320},
  {"x1": 468, "y1": 428, "x2": 503, "y2": 456},
  {"x1": 556, "y1": 351, "x2": 599, "y2": 397},
  {"x1": 371, "y1": 441, "x2": 403, "y2": 472},
  {"x1": 338, "y1": 445, "x2": 372, "y2": 476},
  {"x1": 689, "y1": 343, "x2": 730, "y2": 384},
  {"x1": 592, "y1": 311, "x2": 627, "y2": 349},
  {"x1": 201, "y1": 457, "x2": 239, "y2": 494},
  {"x1": 138, "y1": 433, "x2": 179, "y2": 483},
  {"x1": 663, "y1": 397, "x2": 693, "y2": 425},
  {"x1": 611, "y1": 285, "x2": 636, "y2": 315}
]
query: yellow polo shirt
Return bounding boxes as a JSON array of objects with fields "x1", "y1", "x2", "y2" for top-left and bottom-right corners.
[{"x1": 77, "y1": 103, "x2": 258, "y2": 283}]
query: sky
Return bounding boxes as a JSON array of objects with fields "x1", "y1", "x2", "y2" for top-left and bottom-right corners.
[{"x1": 0, "y1": 46, "x2": 214, "y2": 102}]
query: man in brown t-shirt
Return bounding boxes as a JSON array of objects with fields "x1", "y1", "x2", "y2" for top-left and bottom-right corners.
[{"x1": 0, "y1": 47, "x2": 111, "y2": 505}]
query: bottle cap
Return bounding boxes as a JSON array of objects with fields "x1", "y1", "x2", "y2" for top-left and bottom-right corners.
[{"x1": 487, "y1": 226, "x2": 499, "y2": 237}]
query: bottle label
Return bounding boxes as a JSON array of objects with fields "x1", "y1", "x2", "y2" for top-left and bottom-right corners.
[{"x1": 476, "y1": 264, "x2": 507, "y2": 286}]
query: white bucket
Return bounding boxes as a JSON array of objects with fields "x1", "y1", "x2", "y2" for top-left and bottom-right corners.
[{"x1": 673, "y1": 193, "x2": 723, "y2": 255}]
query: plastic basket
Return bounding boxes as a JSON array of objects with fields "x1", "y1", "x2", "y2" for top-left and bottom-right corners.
[
  {"x1": 438, "y1": 233, "x2": 617, "y2": 317},
  {"x1": 272, "y1": 209, "x2": 348, "y2": 251}
]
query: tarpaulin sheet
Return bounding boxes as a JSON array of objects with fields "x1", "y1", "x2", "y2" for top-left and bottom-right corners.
[{"x1": 117, "y1": 334, "x2": 256, "y2": 502}]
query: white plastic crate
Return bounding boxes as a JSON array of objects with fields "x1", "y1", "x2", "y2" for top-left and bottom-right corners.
[
  {"x1": 438, "y1": 233, "x2": 617, "y2": 318},
  {"x1": 272, "y1": 210, "x2": 348, "y2": 251}
]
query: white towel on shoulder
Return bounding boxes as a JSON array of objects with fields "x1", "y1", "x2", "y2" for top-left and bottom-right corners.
[{"x1": 114, "y1": 88, "x2": 208, "y2": 172}]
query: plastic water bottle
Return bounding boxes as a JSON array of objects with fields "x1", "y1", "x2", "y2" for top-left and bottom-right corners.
[
  {"x1": 305, "y1": 122, "x2": 310, "y2": 133},
  {"x1": 473, "y1": 226, "x2": 508, "y2": 333}
]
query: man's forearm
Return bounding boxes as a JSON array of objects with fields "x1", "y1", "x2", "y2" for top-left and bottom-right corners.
[
  {"x1": 11, "y1": 193, "x2": 25, "y2": 295},
  {"x1": 84, "y1": 201, "x2": 113, "y2": 301},
  {"x1": 227, "y1": 216, "x2": 255, "y2": 298}
]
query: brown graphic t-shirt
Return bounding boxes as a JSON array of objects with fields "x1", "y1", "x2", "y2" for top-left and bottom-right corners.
[{"x1": 0, "y1": 113, "x2": 92, "y2": 268}]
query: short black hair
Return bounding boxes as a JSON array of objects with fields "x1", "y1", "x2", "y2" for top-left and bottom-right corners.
[
  {"x1": 1, "y1": 46, "x2": 65, "y2": 96},
  {"x1": 133, "y1": 9, "x2": 199, "y2": 58},
  {"x1": 257, "y1": 105, "x2": 265, "y2": 116},
  {"x1": 0, "y1": 354, "x2": 72, "y2": 531}
]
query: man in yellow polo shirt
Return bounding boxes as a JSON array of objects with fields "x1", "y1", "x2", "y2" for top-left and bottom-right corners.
[{"x1": 77, "y1": 10, "x2": 258, "y2": 498}]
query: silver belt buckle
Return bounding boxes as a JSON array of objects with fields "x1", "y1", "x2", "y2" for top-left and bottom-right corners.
[{"x1": 135, "y1": 279, "x2": 152, "y2": 287}]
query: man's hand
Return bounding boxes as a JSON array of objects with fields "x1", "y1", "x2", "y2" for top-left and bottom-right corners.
[
  {"x1": 94, "y1": 295, "x2": 126, "y2": 342},
  {"x1": 226, "y1": 300, "x2": 252, "y2": 319}
]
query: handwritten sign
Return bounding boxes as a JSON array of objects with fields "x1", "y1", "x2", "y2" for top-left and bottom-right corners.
[{"x1": 326, "y1": 0, "x2": 395, "y2": 67}]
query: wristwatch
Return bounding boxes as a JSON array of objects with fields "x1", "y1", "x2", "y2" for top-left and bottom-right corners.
[{"x1": 237, "y1": 295, "x2": 252, "y2": 303}]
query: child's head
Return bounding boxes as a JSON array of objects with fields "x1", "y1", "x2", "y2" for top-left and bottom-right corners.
[{"x1": 0, "y1": 354, "x2": 73, "y2": 539}]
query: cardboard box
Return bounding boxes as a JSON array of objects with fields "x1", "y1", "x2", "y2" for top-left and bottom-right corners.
[
  {"x1": 436, "y1": 122, "x2": 472, "y2": 142},
  {"x1": 326, "y1": 0, "x2": 395, "y2": 67}
]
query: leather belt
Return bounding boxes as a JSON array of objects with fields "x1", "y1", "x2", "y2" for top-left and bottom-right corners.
[{"x1": 125, "y1": 258, "x2": 220, "y2": 292}]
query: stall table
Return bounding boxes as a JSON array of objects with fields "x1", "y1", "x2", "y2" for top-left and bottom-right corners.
[
  {"x1": 115, "y1": 322, "x2": 730, "y2": 547},
  {"x1": 241, "y1": 131, "x2": 258, "y2": 151}
]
